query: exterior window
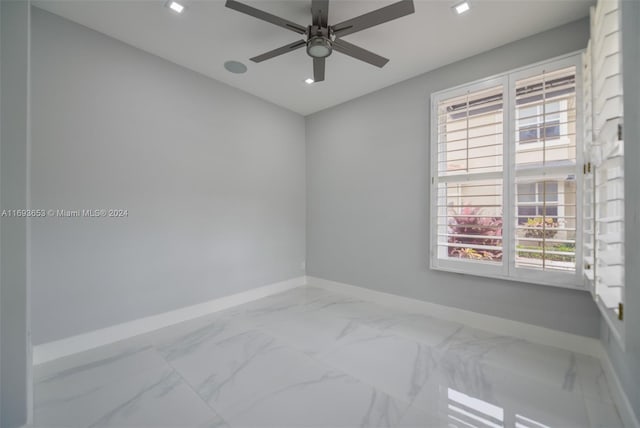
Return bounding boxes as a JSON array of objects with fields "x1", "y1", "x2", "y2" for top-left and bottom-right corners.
[
  {"x1": 516, "y1": 181, "x2": 559, "y2": 224},
  {"x1": 517, "y1": 102, "x2": 563, "y2": 144},
  {"x1": 431, "y1": 54, "x2": 582, "y2": 288},
  {"x1": 434, "y1": 83, "x2": 504, "y2": 268}
]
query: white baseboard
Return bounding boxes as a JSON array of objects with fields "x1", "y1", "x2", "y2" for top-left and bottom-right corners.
[
  {"x1": 33, "y1": 276, "x2": 307, "y2": 366},
  {"x1": 600, "y1": 349, "x2": 640, "y2": 428},
  {"x1": 307, "y1": 276, "x2": 602, "y2": 358}
]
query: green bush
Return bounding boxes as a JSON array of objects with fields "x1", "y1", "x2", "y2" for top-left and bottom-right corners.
[{"x1": 517, "y1": 243, "x2": 575, "y2": 262}]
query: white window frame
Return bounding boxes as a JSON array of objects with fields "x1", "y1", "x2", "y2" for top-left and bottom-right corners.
[
  {"x1": 431, "y1": 75, "x2": 508, "y2": 280},
  {"x1": 430, "y1": 52, "x2": 584, "y2": 290}
]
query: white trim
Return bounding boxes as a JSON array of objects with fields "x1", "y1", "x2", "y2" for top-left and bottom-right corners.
[
  {"x1": 598, "y1": 297, "x2": 626, "y2": 350},
  {"x1": 430, "y1": 50, "x2": 585, "y2": 99},
  {"x1": 32, "y1": 276, "x2": 307, "y2": 366},
  {"x1": 307, "y1": 276, "x2": 601, "y2": 357},
  {"x1": 600, "y1": 348, "x2": 640, "y2": 428},
  {"x1": 26, "y1": 1, "x2": 34, "y2": 423},
  {"x1": 431, "y1": 262, "x2": 586, "y2": 291},
  {"x1": 430, "y1": 75, "x2": 508, "y2": 280}
]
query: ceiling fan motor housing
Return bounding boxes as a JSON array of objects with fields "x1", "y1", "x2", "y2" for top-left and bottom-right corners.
[{"x1": 306, "y1": 26, "x2": 332, "y2": 58}]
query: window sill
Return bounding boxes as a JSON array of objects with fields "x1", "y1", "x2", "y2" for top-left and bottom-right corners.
[{"x1": 430, "y1": 258, "x2": 587, "y2": 291}]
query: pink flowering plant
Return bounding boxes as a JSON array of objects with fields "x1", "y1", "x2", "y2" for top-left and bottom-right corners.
[{"x1": 447, "y1": 205, "x2": 503, "y2": 261}]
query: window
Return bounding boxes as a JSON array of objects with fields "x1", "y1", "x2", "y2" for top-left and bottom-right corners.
[
  {"x1": 516, "y1": 181, "x2": 559, "y2": 224},
  {"x1": 431, "y1": 54, "x2": 582, "y2": 288},
  {"x1": 517, "y1": 102, "x2": 563, "y2": 144}
]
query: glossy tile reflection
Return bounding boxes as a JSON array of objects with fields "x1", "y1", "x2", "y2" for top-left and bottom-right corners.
[{"x1": 34, "y1": 286, "x2": 623, "y2": 427}]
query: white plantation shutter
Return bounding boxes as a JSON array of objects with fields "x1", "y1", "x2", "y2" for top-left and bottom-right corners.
[
  {"x1": 595, "y1": 140, "x2": 624, "y2": 312},
  {"x1": 582, "y1": 42, "x2": 596, "y2": 290},
  {"x1": 431, "y1": 55, "x2": 584, "y2": 287},
  {"x1": 511, "y1": 65, "x2": 580, "y2": 277},
  {"x1": 512, "y1": 65, "x2": 581, "y2": 280},
  {"x1": 584, "y1": 0, "x2": 625, "y2": 343},
  {"x1": 432, "y1": 82, "x2": 506, "y2": 275}
]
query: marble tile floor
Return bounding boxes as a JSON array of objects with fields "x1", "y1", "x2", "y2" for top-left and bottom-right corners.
[{"x1": 33, "y1": 286, "x2": 624, "y2": 428}]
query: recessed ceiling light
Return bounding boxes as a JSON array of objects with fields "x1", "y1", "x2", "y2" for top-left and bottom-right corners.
[
  {"x1": 224, "y1": 60, "x2": 247, "y2": 74},
  {"x1": 167, "y1": 1, "x2": 185, "y2": 14},
  {"x1": 305, "y1": 78, "x2": 314, "y2": 84},
  {"x1": 453, "y1": 1, "x2": 470, "y2": 14}
]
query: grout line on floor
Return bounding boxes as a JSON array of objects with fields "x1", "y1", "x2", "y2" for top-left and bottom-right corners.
[{"x1": 152, "y1": 342, "x2": 233, "y2": 427}]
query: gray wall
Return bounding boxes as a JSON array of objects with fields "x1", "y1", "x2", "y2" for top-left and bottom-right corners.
[
  {"x1": 1, "y1": 1, "x2": 32, "y2": 426},
  {"x1": 30, "y1": 8, "x2": 306, "y2": 345},
  {"x1": 306, "y1": 18, "x2": 601, "y2": 338},
  {"x1": 602, "y1": 0, "x2": 640, "y2": 421}
]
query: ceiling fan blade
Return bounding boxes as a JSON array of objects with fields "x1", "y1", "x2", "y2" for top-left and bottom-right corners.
[
  {"x1": 311, "y1": 0, "x2": 329, "y2": 28},
  {"x1": 225, "y1": 0, "x2": 307, "y2": 35},
  {"x1": 313, "y1": 58, "x2": 325, "y2": 82},
  {"x1": 331, "y1": 0, "x2": 414, "y2": 37},
  {"x1": 332, "y1": 39, "x2": 389, "y2": 68},
  {"x1": 250, "y1": 40, "x2": 306, "y2": 63}
]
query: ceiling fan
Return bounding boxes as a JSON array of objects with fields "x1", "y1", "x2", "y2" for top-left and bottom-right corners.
[{"x1": 225, "y1": 0, "x2": 415, "y2": 82}]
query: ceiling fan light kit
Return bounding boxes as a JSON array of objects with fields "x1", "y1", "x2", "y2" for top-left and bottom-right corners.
[
  {"x1": 307, "y1": 35, "x2": 332, "y2": 59},
  {"x1": 225, "y1": 0, "x2": 415, "y2": 82}
]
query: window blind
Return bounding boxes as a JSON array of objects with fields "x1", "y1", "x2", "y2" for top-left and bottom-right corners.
[
  {"x1": 513, "y1": 66, "x2": 579, "y2": 273},
  {"x1": 583, "y1": 0, "x2": 625, "y2": 344},
  {"x1": 582, "y1": 42, "x2": 596, "y2": 287},
  {"x1": 431, "y1": 54, "x2": 583, "y2": 287},
  {"x1": 435, "y1": 85, "x2": 504, "y2": 265}
]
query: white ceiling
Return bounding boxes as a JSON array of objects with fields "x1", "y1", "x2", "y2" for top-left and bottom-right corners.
[{"x1": 34, "y1": 0, "x2": 593, "y2": 115}]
